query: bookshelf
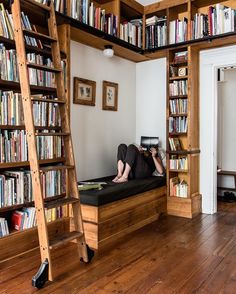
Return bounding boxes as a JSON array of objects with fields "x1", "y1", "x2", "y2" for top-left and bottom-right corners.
[
  {"x1": 0, "y1": 2, "x2": 70, "y2": 258},
  {"x1": 166, "y1": 46, "x2": 201, "y2": 218}
]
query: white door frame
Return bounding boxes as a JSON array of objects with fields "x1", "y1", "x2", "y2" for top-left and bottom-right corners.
[{"x1": 200, "y1": 45, "x2": 236, "y2": 214}]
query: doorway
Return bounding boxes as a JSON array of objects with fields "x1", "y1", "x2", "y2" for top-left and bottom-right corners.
[{"x1": 217, "y1": 67, "x2": 236, "y2": 210}]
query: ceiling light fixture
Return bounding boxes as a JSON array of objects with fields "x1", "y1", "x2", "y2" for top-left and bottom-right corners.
[{"x1": 103, "y1": 45, "x2": 114, "y2": 58}]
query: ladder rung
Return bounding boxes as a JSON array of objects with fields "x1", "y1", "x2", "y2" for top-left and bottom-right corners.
[
  {"x1": 23, "y1": 29, "x2": 57, "y2": 43},
  {"x1": 31, "y1": 97, "x2": 66, "y2": 104},
  {"x1": 49, "y1": 231, "x2": 83, "y2": 250},
  {"x1": 44, "y1": 197, "x2": 79, "y2": 209},
  {"x1": 22, "y1": 0, "x2": 51, "y2": 11},
  {"x1": 40, "y1": 165, "x2": 74, "y2": 172},
  {"x1": 35, "y1": 132, "x2": 70, "y2": 136},
  {"x1": 27, "y1": 62, "x2": 62, "y2": 73}
]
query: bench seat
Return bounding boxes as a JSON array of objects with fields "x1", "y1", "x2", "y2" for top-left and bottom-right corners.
[{"x1": 80, "y1": 176, "x2": 167, "y2": 250}]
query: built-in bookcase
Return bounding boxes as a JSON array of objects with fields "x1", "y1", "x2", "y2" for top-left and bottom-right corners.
[
  {"x1": 0, "y1": 2, "x2": 69, "y2": 249},
  {"x1": 166, "y1": 46, "x2": 201, "y2": 218}
]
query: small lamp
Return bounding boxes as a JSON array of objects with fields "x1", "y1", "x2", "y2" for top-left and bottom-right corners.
[{"x1": 103, "y1": 45, "x2": 114, "y2": 58}]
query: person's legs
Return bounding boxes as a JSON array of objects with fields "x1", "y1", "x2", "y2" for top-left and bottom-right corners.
[
  {"x1": 116, "y1": 144, "x2": 151, "y2": 183},
  {"x1": 113, "y1": 144, "x2": 127, "y2": 182}
]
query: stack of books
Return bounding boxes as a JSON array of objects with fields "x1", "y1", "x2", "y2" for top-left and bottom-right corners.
[
  {"x1": 41, "y1": 169, "x2": 66, "y2": 198},
  {"x1": 0, "y1": 171, "x2": 32, "y2": 208},
  {"x1": 169, "y1": 80, "x2": 188, "y2": 96},
  {"x1": 71, "y1": 0, "x2": 118, "y2": 36},
  {"x1": 145, "y1": 15, "x2": 167, "y2": 49},
  {"x1": 0, "y1": 45, "x2": 19, "y2": 82},
  {"x1": 170, "y1": 177, "x2": 188, "y2": 198},
  {"x1": 27, "y1": 53, "x2": 56, "y2": 87},
  {"x1": 191, "y1": 4, "x2": 236, "y2": 39},
  {"x1": 120, "y1": 19, "x2": 142, "y2": 47},
  {"x1": 170, "y1": 155, "x2": 188, "y2": 170},
  {"x1": 169, "y1": 18, "x2": 188, "y2": 44},
  {"x1": 173, "y1": 51, "x2": 188, "y2": 64},
  {"x1": 0, "y1": 217, "x2": 9, "y2": 237},
  {"x1": 32, "y1": 96, "x2": 61, "y2": 127},
  {"x1": 169, "y1": 99, "x2": 188, "y2": 114},
  {"x1": 168, "y1": 137, "x2": 182, "y2": 151},
  {"x1": 0, "y1": 91, "x2": 24, "y2": 126},
  {"x1": 169, "y1": 117, "x2": 188, "y2": 133},
  {"x1": 0, "y1": 3, "x2": 14, "y2": 40},
  {"x1": 0, "y1": 130, "x2": 28, "y2": 163}
]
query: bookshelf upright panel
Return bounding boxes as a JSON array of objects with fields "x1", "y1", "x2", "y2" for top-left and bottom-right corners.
[{"x1": 167, "y1": 45, "x2": 201, "y2": 218}]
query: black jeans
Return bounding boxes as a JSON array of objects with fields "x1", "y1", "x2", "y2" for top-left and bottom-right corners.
[{"x1": 117, "y1": 144, "x2": 153, "y2": 179}]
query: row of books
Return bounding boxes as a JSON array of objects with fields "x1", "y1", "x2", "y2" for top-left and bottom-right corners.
[
  {"x1": 0, "y1": 171, "x2": 32, "y2": 207},
  {"x1": 33, "y1": 97, "x2": 61, "y2": 127},
  {"x1": 0, "y1": 217, "x2": 9, "y2": 237},
  {"x1": 145, "y1": 16, "x2": 167, "y2": 49},
  {"x1": 169, "y1": 18, "x2": 188, "y2": 45},
  {"x1": 36, "y1": 133, "x2": 64, "y2": 160},
  {"x1": 169, "y1": 137, "x2": 182, "y2": 151},
  {"x1": 170, "y1": 177, "x2": 188, "y2": 198},
  {"x1": 0, "y1": 91, "x2": 23, "y2": 126},
  {"x1": 35, "y1": 0, "x2": 66, "y2": 13},
  {"x1": 11, "y1": 206, "x2": 64, "y2": 231},
  {"x1": 71, "y1": 0, "x2": 118, "y2": 36},
  {"x1": 27, "y1": 53, "x2": 56, "y2": 88},
  {"x1": 170, "y1": 155, "x2": 188, "y2": 170},
  {"x1": 0, "y1": 169, "x2": 66, "y2": 208},
  {"x1": 120, "y1": 19, "x2": 142, "y2": 48},
  {"x1": 0, "y1": 45, "x2": 19, "y2": 82},
  {"x1": 191, "y1": 5, "x2": 236, "y2": 40},
  {"x1": 0, "y1": 130, "x2": 28, "y2": 163},
  {"x1": 169, "y1": 80, "x2": 188, "y2": 96},
  {"x1": 41, "y1": 169, "x2": 66, "y2": 198},
  {"x1": 169, "y1": 117, "x2": 188, "y2": 133},
  {"x1": 169, "y1": 99, "x2": 188, "y2": 114},
  {"x1": 0, "y1": 3, "x2": 14, "y2": 40},
  {"x1": 0, "y1": 130, "x2": 65, "y2": 163}
]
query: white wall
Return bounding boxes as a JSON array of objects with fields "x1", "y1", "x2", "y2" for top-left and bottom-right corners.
[
  {"x1": 136, "y1": 58, "x2": 167, "y2": 149},
  {"x1": 71, "y1": 41, "x2": 136, "y2": 181},
  {"x1": 200, "y1": 45, "x2": 236, "y2": 214},
  {"x1": 136, "y1": 0, "x2": 160, "y2": 5},
  {"x1": 217, "y1": 69, "x2": 236, "y2": 190}
]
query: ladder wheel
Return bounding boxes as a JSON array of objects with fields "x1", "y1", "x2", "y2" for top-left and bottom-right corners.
[
  {"x1": 32, "y1": 259, "x2": 49, "y2": 289},
  {"x1": 80, "y1": 244, "x2": 94, "y2": 263}
]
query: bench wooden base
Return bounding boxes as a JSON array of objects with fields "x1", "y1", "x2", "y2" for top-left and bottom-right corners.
[{"x1": 81, "y1": 186, "x2": 167, "y2": 250}]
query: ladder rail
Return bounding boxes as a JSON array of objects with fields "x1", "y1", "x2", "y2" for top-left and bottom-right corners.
[
  {"x1": 11, "y1": 0, "x2": 53, "y2": 280},
  {"x1": 48, "y1": 1, "x2": 89, "y2": 261}
]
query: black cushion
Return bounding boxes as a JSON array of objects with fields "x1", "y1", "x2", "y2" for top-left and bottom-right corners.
[{"x1": 79, "y1": 176, "x2": 166, "y2": 206}]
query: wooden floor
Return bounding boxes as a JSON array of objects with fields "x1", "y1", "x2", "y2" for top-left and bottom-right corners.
[{"x1": 1, "y1": 201, "x2": 236, "y2": 294}]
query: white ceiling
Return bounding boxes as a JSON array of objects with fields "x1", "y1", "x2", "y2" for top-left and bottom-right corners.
[{"x1": 136, "y1": 0, "x2": 160, "y2": 5}]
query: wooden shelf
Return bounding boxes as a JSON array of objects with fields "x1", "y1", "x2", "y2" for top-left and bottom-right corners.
[
  {"x1": 0, "y1": 157, "x2": 65, "y2": 169},
  {"x1": 0, "y1": 79, "x2": 57, "y2": 93},
  {"x1": 169, "y1": 169, "x2": 188, "y2": 173},
  {"x1": 0, "y1": 125, "x2": 62, "y2": 131},
  {"x1": 169, "y1": 95, "x2": 188, "y2": 99},
  {"x1": 169, "y1": 132, "x2": 187, "y2": 136},
  {"x1": 169, "y1": 113, "x2": 188, "y2": 117},
  {"x1": 169, "y1": 76, "x2": 188, "y2": 81},
  {"x1": 167, "y1": 149, "x2": 200, "y2": 155}
]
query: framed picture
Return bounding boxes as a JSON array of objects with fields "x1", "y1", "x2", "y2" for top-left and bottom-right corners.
[
  {"x1": 73, "y1": 77, "x2": 96, "y2": 106},
  {"x1": 102, "y1": 81, "x2": 118, "y2": 111}
]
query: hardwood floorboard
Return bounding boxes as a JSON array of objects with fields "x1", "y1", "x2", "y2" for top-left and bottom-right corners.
[{"x1": 1, "y1": 203, "x2": 236, "y2": 293}]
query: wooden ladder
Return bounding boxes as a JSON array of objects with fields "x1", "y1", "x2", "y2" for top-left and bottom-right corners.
[{"x1": 11, "y1": 0, "x2": 93, "y2": 288}]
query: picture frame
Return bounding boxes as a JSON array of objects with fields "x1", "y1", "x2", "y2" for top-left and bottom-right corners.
[
  {"x1": 102, "y1": 81, "x2": 118, "y2": 111},
  {"x1": 73, "y1": 77, "x2": 96, "y2": 106}
]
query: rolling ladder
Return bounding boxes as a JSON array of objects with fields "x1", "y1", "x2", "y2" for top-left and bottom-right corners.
[{"x1": 11, "y1": 0, "x2": 94, "y2": 288}]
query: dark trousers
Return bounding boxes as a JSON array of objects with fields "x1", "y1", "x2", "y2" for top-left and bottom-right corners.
[{"x1": 117, "y1": 144, "x2": 153, "y2": 179}]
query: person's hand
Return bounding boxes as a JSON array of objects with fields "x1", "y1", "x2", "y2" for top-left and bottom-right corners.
[
  {"x1": 150, "y1": 147, "x2": 158, "y2": 157},
  {"x1": 137, "y1": 145, "x2": 144, "y2": 152}
]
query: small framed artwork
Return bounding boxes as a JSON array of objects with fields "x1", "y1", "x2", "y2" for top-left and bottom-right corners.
[
  {"x1": 73, "y1": 77, "x2": 96, "y2": 106},
  {"x1": 102, "y1": 81, "x2": 118, "y2": 111},
  {"x1": 178, "y1": 67, "x2": 187, "y2": 77}
]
